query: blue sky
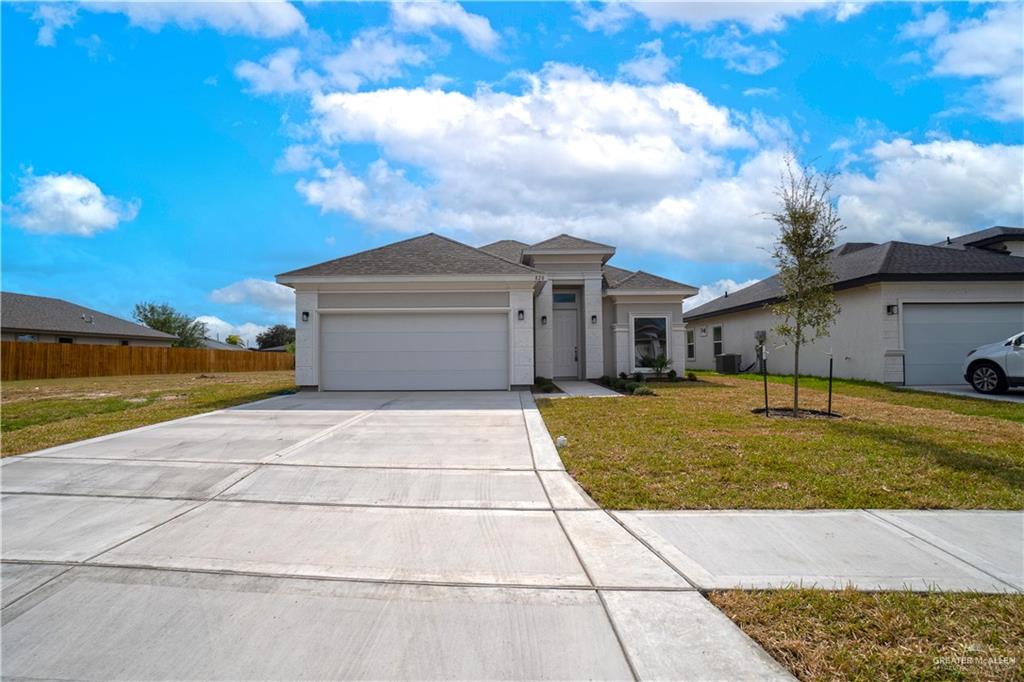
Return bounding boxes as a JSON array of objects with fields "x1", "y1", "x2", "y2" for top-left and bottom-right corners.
[{"x1": 3, "y1": 2, "x2": 1022, "y2": 344}]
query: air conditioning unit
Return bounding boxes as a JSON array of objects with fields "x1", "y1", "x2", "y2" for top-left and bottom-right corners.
[{"x1": 715, "y1": 353, "x2": 742, "y2": 374}]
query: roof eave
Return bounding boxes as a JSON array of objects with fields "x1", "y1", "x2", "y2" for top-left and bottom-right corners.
[
  {"x1": 608, "y1": 288, "x2": 699, "y2": 297},
  {"x1": 276, "y1": 273, "x2": 544, "y2": 286}
]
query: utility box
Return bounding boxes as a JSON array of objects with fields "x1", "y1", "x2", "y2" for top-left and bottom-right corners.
[{"x1": 715, "y1": 353, "x2": 742, "y2": 374}]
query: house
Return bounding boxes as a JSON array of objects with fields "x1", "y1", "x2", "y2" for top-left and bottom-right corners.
[
  {"x1": 1, "y1": 292, "x2": 176, "y2": 347},
  {"x1": 683, "y1": 227, "x2": 1024, "y2": 386},
  {"x1": 201, "y1": 337, "x2": 248, "y2": 351},
  {"x1": 276, "y1": 233, "x2": 696, "y2": 390}
]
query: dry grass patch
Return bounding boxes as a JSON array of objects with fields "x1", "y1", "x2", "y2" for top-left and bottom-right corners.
[
  {"x1": 537, "y1": 375, "x2": 1024, "y2": 509},
  {"x1": 1, "y1": 371, "x2": 295, "y2": 456},
  {"x1": 710, "y1": 589, "x2": 1024, "y2": 681}
]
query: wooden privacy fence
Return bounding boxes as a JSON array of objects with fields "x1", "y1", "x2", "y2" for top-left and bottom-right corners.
[{"x1": 1, "y1": 342, "x2": 294, "y2": 381}]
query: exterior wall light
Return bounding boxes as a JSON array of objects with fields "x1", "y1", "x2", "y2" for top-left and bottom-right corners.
[
  {"x1": 541, "y1": 315, "x2": 548, "y2": 325},
  {"x1": 301, "y1": 311, "x2": 310, "y2": 322},
  {"x1": 591, "y1": 314, "x2": 598, "y2": 324},
  {"x1": 517, "y1": 309, "x2": 525, "y2": 321}
]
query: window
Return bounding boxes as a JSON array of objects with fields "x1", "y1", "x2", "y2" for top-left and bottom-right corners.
[
  {"x1": 58, "y1": 337, "x2": 74, "y2": 344},
  {"x1": 712, "y1": 326, "x2": 723, "y2": 356},
  {"x1": 15, "y1": 334, "x2": 38, "y2": 342},
  {"x1": 553, "y1": 292, "x2": 577, "y2": 304},
  {"x1": 633, "y1": 317, "x2": 667, "y2": 368},
  {"x1": 686, "y1": 329, "x2": 695, "y2": 360}
]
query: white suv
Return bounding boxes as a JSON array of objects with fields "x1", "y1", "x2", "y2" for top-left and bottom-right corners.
[{"x1": 963, "y1": 331, "x2": 1024, "y2": 394}]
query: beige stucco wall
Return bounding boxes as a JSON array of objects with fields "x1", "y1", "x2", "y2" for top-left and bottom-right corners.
[
  {"x1": 687, "y1": 285, "x2": 884, "y2": 381},
  {"x1": 608, "y1": 298, "x2": 687, "y2": 376},
  {"x1": 686, "y1": 279, "x2": 1024, "y2": 383}
]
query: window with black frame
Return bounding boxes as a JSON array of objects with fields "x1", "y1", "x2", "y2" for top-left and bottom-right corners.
[
  {"x1": 686, "y1": 329, "x2": 695, "y2": 360},
  {"x1": 633, "y1": 317, "x2": 667, "y2": 368}
]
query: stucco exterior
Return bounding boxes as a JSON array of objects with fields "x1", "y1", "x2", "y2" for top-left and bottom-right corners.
[{"x1": 686, "y1": 280, "x2": 1024, "y2": 384}]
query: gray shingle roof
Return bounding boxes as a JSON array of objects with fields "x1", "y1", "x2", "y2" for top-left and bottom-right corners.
[
  {"x1": 602, "y1": 264, "x2": 635, "y2": 287},
  {"x1": 608, "y1": 270, "x2": 696, "y2": 291},
  {"x1": 936, "y1": 226, "x2": 1024, "y2": 250},
  {"x1": 202, "y1": 337, "x2": 248, "y2": 351},
  {"x1": 685, "y1": 240, "x2": 1024, "y2": 321},
  {"x1": 526, "y1": 234, "x2": 615, "y2": 252},
  {"x1": 479, "y1": 239, "x2": 528, "y2": 264},
  {"x1": 277, "y1": 233, "x2": 539, "y2": 279},
  {"x1": 1, "y1": 292, "x2": 178, "y2": 340}
]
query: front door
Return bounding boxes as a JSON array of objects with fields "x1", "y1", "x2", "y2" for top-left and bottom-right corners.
[{"x1": 554, "y1": 308, "x2": 578, "y2": 378}]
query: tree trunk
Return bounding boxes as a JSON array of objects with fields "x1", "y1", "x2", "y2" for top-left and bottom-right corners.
[{"x1": 793, "y1": 342, "x2": 800, "y2": 417}]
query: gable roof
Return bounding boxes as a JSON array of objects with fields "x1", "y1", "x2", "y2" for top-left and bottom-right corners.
[
  {"x1": 608, "y1": 270, "x2": 697, "y2": 292},
  {"x1": 277, "y1": 233, "x2": 539, "y2": 280},
  {"x1": 684, "y1": 240, "x2": 1024, "y2": 321},
  {"x1": 525, "y1": 234, "x2": 616, "y2": 252},
  {"x1": 936, "y1": 226, "x2": 1024, "y2": 250},
  {"x1": 602, "y1": 264, "x2": 636, "y2": 287},
  {"x1": 479, "y1": 239, "x2": 528, "y2": 264},
  {"x1": 1, "y1": 292, "x2": 177, "y2": 340}
]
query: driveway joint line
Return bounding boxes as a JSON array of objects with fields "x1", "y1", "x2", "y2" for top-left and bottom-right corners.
[
  {"x1": 521, "y1": 391, "x2": 640, "y2": 682},
  {"x1": 0, "y1": 564, "x2": 77, "y2": 611},
  {"x1": 863, "y1": 509, "x2": 1023, "y2": 593}
]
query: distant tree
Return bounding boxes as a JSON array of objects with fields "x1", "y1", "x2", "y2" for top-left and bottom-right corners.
[
  {"x1": 132, "y1": 302, "x2": 207, "y2": 348},
  {"x1": 767, "y1": 155, "x2": 843, "y2": 416},
  {"x1": 225, "y1": 334, "x2": 243, "y2": 347},
  {"x1": 256, "y1": 324, "x2": 295, "y2": 350}
]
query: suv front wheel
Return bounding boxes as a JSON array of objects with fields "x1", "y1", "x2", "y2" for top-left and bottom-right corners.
[{"x1": 969, "y1": 362, "x2": 1008, "y2": 394}]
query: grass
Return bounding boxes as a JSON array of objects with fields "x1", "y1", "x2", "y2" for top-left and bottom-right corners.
[
  {"x1": 710, "y1": 589, "x2": 1024, "y2": 681},
  {"x1": 536, "y1": 374, "x2": 1024, "y2": 509},
  {"x1": 1, "y1": 371, "x2": 296, "y2": 457}
]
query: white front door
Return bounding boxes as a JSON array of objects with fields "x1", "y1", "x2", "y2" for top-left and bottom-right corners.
[{"x1": 553, "y1": 309, "x2": 578, "y2": 378}]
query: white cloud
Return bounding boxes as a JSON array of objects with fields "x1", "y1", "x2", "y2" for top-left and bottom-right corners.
[
  {"x1": 322, "y1": 29, "x2": 428, "y2": 91},
  {"x1": 742, "y1": 87, "x2": 779, "y2": 98},
  {"x1": 390, "y1": 1, "x2": 499, "y2": 53},
  {"x1": 235, "y1": 47, "x2": 319, "y2": 94},
  {"x1": 295, "y1": 163, "x2": 370, "y2": 218},
  {"x1": 6, "y1": 170, "x2": 140, "y2": 237},
  {"x1": 32, "y1": 4, "x2": 78, "y2": 46},
  {"x1": 210, "y1": 278, "x2": 295, "y2": 313},
  {"x1": 574, "y1": 2, "x2": 635, "y2": 35},
  {"x1": 837, "y1": 138, "x2": 1024, "y2": 244},
  {"x1": 618, "y1": 39, "x2": 676, "y2": 83},
  {"x1": 902, "y1": 4, "x2": 1023, "y2": 120},
  {"x1": 99, "y1": 1, "x2": 306, "y2": 38},
  {"x1": 424, "y1": 73, "x2": 455, "y2": 89},
  {"x1": 631, "y1": 1, "x2": 828, "y2": 34},
  {"x1": 195, "y1": 315, "x2": 268, "y2": 348},
  {"x1": 703, "y1": 30, "x2": 782, "y2": 74},
  {"x1": 31, "y1": 1, "x2": 306, "y2": 45},
  {"x1": 684, "y1": 278, "x2": 761, "y2": 311}
]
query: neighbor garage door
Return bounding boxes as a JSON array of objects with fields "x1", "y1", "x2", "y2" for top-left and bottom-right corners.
[
  {"x1": 320, "y1": 313, "x2": 509, "y2": 390},
  {"x1": 903, "y1": 303, "x2": 1024, "y2": 385}
]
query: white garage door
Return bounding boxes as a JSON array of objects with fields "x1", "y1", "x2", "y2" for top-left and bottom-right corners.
[
  {"x1": 320, "y1": 313, "x2": 509, "y2": 391},
  {"x1": 903, "y1": 303, "x2": 1024, "y2": 385}
]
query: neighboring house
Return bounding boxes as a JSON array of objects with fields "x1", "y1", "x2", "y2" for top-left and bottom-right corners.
[
  {"x1": 201, "y1": 337, "x2": 248, "y2": 351},
  {"x1": 259, "y1": 345, "x2": 290, "y2": 353},
  {"x1": 276, "y1": 233, "x2": 696, "y2": 390},
  {"x1": 683, "y1": 227, "x2": 1024, "y2": 386},
  {"x1": 0, "y1": 292, "x2": 176, "y2": 347}
]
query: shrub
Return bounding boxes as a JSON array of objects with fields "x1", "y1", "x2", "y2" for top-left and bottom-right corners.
[
  {"x1": 612, "y1": 378, "x2": 628, "y2": 391},
  {"x1": 667, "y1": 369, "x2": 677, "y2": 380},
  {"x1": 632, "y1": 371, "x2": 644, "y2": 382},
  {"x1": 687, "y1": 372, "x2": 697, "y2": 381},
  {"x1": 632, "y1": 385, "x2": 656, "y2": 396},
  {"x1": 599, "y1": 375, "x2": 612, "y2": 386},
  {"x1": 641, "y1": 354, "x2": 672, "y2": 378},
  {"x1": 541, "y1": 383, "x2": 557, "y2": 393},
  {"x1": 535, "y1": 376, "x2": 549, "y2": 385},
  {"x1": 625, "y1": 381, "x2": 641, "y2": 393},
  {"x1": 618, "y1": 372, "x2": 628, "y2": 380}
]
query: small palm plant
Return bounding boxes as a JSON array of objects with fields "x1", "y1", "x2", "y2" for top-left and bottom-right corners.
[{"x1": 641, "y1": 354, "x2": 672, "y2": 379}]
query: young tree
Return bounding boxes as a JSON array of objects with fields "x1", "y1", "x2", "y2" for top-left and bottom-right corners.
[
  {"x1": 767, "y1": 156, "x2": 843, "y2": 416},
  {"x1": 132, "y1": 302, "x2": 207, "y2": 348},
  {"x1": 256, "y1": 324, "x2": 295, "y2": 350}
]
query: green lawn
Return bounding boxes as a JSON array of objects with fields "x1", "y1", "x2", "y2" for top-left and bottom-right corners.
[
  {"x1": 1, "y1": 371, "x2": 296, "y2": 457},
  {"x1": 537, "y1": 374, "x2": 1024, "y2": 509},
  {"x1": 711, "y1": 589, "x2": 1024, "y2": 681}
]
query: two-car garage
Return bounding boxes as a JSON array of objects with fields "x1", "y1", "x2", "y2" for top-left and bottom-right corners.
[{"x1": 319, "y1": 312, "x2": 510, "y2": 391}]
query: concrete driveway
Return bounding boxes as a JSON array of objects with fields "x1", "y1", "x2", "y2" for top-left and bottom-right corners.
[
  {"x1": 1, "y1": 391, "x2": 786, "y2": 681},
  {"x1": 906, "y1": 384, "x2": 1024, "y2": 403}
]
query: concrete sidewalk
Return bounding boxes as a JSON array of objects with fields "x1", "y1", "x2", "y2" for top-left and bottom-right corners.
[
  {"x1": 617, "y1": 510, "x2": 1023, "y2": 593},
  {"x1": 552, "y1": 380, "x2": 622, "y2": 398},
  {"x1": 1, "y1": 390, "x2": 788, "y2": 681}
]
